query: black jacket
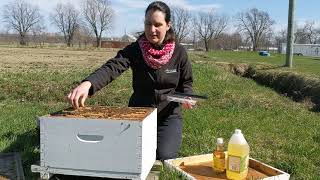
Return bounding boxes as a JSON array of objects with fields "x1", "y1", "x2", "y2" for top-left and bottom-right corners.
[{"x1": 84, "y1": 41, "x2": 193, "y2": 119}]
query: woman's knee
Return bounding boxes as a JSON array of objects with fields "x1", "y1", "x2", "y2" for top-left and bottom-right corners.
[
  {"x1": 156, "y1": 146, "x2": 179, "y2": 160},
  {"x1": 156, "y1": 114, "x2": 183, "y2": 160}
]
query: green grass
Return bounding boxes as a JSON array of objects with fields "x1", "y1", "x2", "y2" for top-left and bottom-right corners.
[
  {"x1": 0, "y1": 48, "x2": 320, "y2": 179},
  {"x1": 205, "y1": 50, "x2": 320, "y2": 77},
  {"x1": 181, "y1": 63, "x2": 320, "y2": 178}
]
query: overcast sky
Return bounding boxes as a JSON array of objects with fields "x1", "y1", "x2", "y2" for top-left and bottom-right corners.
[{"x1": 0, "y1": 0, "x2": 319, "y2": 37}]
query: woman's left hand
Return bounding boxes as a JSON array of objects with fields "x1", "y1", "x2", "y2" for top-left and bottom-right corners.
[{"x1": 181, "y1": 97, "x2": 194, "y2": 109}]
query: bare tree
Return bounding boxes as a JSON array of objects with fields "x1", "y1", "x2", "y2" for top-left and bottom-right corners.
[
  {"x1": 235, "y1": 8, "x2": 275, "y2": 51},
  {"x1": 230, "y1": 33, "x2": 243, "y2": 50},
  {"x1": 294, "y1": 25, "x2": 306, "y2": 43},
  {"x1": 193, "y1": 10, "x2": 228, "y2": 51},
  {"x1": 52, "y1": 3, "x2": 80, "y2": 47},
  {"x1": 302, "y1": 21, "x2": 320, "y2": 44},
  {"x1": 74, "y1": 25, "x2": 94, "y2": 48},
  {"x1": 259, "y1": 31, "x2": 273, "y2": 51},
  {"x1": 82, "y1": 0, "x2": 113, "y2": 48},
  {"x1": 274, "y1": 28, "x2": 287, "y2": 53},
  {"x1": 171, "y1": 7, "x2": 190, "y2": 43},
  {"x1": 317, "y1": 29, "x2": 320, "y2": 44},
  {"x1": 2, "y1": 0, "x2": 42, "y2": 45},
  {"x1": 213, "y1": 32, "x2": 243, "y2": 50},
  {"x1": 31, "y1": 24, "x2": 46, "y2": 47}
]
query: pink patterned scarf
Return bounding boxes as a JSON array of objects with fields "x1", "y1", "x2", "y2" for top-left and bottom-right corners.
[{"x1": 138, "y1": 36, "x2": 175, "y2": 69}]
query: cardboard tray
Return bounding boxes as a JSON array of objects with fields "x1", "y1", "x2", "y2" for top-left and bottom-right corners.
[{"x1": 164, "y1": 154, "x2": 290, "y2": 180}]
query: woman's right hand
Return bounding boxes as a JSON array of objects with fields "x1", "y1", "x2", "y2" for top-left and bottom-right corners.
[{"x1": 67, "y1": 81, "x2": 92, "y2": 109}]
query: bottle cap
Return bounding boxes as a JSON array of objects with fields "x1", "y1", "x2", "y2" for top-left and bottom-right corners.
[
  {"x1": 235, "y1": 129, "x2": 242, "y2": 134},
  {"x1": 217, "y1": 138, "x2": 223, "y2": 144}
]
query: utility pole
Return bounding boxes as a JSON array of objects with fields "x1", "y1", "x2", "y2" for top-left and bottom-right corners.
[{"x1": 285, "y1": 0, "x2": 295, "y2": 67}]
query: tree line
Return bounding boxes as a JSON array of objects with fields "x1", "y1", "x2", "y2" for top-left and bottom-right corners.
[
  {"x1": 1, "y1": 0, "x2": 112, "y2": 48},
  {"x1": 1, "y1": 0, "x2": 320, "y2": 51}
]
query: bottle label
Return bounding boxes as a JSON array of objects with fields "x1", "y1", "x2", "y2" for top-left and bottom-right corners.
[
  {"x1": 228, "y1": 155, "x2": 249, "y2": 173},
  {"x1": 213, "y1": 157, "x2": 225, "y2": 170}
]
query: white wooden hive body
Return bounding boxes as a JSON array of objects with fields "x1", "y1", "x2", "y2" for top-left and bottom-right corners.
[{"x1": 39, "y1": 107, "x2": 157, "y2": 180}]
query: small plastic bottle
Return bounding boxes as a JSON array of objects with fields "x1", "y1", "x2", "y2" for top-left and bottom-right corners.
[
  {"x1": 226, "y1": 129, "x2": 250, "y2": 180},
  {"x1": 212, "y1": 138, "x2": 226, "y2": 173}
]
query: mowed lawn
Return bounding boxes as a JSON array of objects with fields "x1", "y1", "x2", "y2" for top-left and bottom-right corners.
[{"x1": 0, "y1": 47, "x2": 319, "y2": 179}]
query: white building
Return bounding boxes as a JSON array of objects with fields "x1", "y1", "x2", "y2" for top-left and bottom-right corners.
[
  {"x1": 121, "y1": 34, "x2": 137, "y2": 42},
  {"x1": 281, "y1": 43, "x2": 320, "y2": 57}
]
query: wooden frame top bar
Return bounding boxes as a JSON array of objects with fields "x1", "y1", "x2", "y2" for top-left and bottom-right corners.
[{"x1": 49, "y1": 106, "x2": 155, "y2": 121}]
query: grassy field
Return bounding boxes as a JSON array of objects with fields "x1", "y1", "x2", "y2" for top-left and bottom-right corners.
[
  {"x1": 0, "y1": 47, "x2": 320, "y2": 179},
  {"x1": 206, "y1": 50, "x2": 320, "y2": 77}
]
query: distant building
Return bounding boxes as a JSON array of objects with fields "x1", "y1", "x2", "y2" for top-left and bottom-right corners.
[
  {"x1": 180, "y1": 43, "x2": 194, "y2": 50},
  {"x1": 121, "y1": 34, "x2": 137, "y2": 42},
  {"x1": 238, "y1": 45, "x2": 278, "y2": 52},
  {"x1": 281, "y1": 43, "x2": 320, "y2": 57},
  {"x1": 100, "y1": 40, "x2": 131, "y2": 49},
  {"x1": 99, "y1": 34, "x2": 137, "y2": 48},
  {"x1": 97, "y1": 34, "x2": 128, "y2": 48}
]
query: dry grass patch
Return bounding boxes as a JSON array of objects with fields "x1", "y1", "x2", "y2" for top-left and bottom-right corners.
[{"x1": 0, "y1": 47, "x2": 117, "y2": 72}]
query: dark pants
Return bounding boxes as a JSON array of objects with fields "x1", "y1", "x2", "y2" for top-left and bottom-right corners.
[{"x1": 156, "y1": 114, "x2": 183, "y2": 160}]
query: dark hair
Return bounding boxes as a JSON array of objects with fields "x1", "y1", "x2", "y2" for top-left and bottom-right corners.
[{"x1": 142, "y1": 1, "x2": 175, "y2": 42}]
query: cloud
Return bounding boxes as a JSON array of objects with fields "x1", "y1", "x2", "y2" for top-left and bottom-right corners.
[
  {"x1": 273, "y1": 23, "x2": 287, "y2": 32},
  {"x1": 114, "y1": 0, "x2": 149, "y2": 9},
  {"x1": 109, "y1": 0, "x2": 222, "y2": 37},
  {"x1": 28, "y1": 0, "x2": 82, "y2": 13},
  {"x1": 113, "y1": 0, "x2": 222, "y2": 13},
  {"x1": 108, "y1": 0, "x2": 222, "y2": 37},
  {"x1": 0, "y1": 0, "x2": 224, "y2": 36},
  {"x1": 24, "y1": 0, "x2": 222, "y2": 16},
  {"x1": 161, "y1": 0, "x2": 222, "y2": 12},
  {"x1": 295, "y1": 18, "x2": 320, "y2": 28}
]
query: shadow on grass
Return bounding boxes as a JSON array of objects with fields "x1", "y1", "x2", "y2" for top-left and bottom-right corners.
[
  {"x1": 312, "y1": 134, "x2": 320, "y2": 144},
  {"x1": 242, "y1": 66, "x2": 320, "y2": 113},
  {"x1": 1, "y1": 129, "x2": 40, "y2": 179},
  {"x1": 215, "y1": 62, "x2": 320, "y2": 113},
  {"x1": 273, "y1": 161, "x2": 296, "y2": 176},
  {"x1": 310, "y1": 104, "x2": 320, "y2": 112},
  {"x1": 254, "y1": 65, "x2": 284, "y2": 71},
  {"x1": 52, "y1": 174, "x2": 128, "y2": 180}
]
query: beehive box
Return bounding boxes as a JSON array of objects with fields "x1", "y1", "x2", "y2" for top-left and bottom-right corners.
[
  {"x1": 37, "y1": 106, "x2": 157, "y2": 180},
  {"x1": 164, "y1": 154, "x2": 290, "y2": 180}
]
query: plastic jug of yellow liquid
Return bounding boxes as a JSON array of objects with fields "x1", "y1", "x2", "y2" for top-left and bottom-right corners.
[{"x1": 226, "y1": 129, "x2": 250, "y2": 180}]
